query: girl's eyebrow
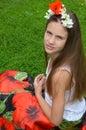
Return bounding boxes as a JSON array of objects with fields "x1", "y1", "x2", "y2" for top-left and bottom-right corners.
[
  {"x1": 46, "y1": 30, "x2": 52, "y2": 34},
  {"x1": 56, "y1": 35, "x2": 65, "y2": 40}
]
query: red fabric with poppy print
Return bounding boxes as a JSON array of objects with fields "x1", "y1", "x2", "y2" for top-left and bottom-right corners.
[
  {"x1": 12, "y1": 92, "x2": 54, "y2": 130},
  {"x1": 0, "y1": 70, "x2": 29, "y2": 93},
  {"x1": 0, "y1": 117, "x2": 15, "y2": 130}
]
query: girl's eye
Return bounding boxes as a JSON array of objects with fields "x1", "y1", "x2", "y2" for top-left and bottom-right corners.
[
  {"x1": 46, "y1": 31, "x2": 52, "y2": 36},
  {"x1": 56, "y1": 36, "x2": 64, "y2": 40}
]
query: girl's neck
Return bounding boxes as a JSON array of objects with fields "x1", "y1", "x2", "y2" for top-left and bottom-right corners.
[
  {"x1": 48, "y1": 58, "x2": 54, "y2": 72},
  {"x1": 50, "y1": 53, "x2": 59, "y2": 62}
]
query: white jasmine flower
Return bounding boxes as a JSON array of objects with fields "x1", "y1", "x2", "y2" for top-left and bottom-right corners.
[{"x1": 44, "y1": 9, "x2": 54, "y2": 19}]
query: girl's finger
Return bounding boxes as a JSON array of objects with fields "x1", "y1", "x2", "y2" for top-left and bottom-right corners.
[{"x1": 36, "y1": 74, "x2": 44, "y2": 81}]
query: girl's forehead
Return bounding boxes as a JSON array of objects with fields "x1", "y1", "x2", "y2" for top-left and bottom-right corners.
[
  {"x1": 47, "y1": 21, "x2": 65, "y2": 30},
  {"x1": 46, "y1": 22, "x2": 68, "y2": 37}
]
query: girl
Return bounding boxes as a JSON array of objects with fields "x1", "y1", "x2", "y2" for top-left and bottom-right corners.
[
  {"x1": 34, "y1": 0, "x2": 86, "y2": 129},
  {"x1": 0, "y1": 0, "x2": 86, "y2": 130}
]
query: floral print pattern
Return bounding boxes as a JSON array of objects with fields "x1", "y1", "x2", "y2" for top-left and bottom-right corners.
[
  {"x1": 12, "y1": 92, "x2": 54, "y2": 130},
  {"x1": 0, "y1": 117, "x2": 15, "y2": 130},
  {"x1": 0, "y1": 70, "x2": 54, "y2": 130}
]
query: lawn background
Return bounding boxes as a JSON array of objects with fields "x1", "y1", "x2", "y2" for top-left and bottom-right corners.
[{"x1": 0, "y1": 0, "x2": 86, "y2": 77}]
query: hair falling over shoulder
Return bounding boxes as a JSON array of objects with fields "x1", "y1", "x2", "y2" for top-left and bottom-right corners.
[{"x1": 44, "y1": 10, "x2": 86, "y2": 101}]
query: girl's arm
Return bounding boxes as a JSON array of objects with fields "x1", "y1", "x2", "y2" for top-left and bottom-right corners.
[
  {"x1": 34, "y1": 70, "x2": 72, "y2": 126},
  {"x1": 34, "y1": 74, "x2": 52, "y2": 120}
]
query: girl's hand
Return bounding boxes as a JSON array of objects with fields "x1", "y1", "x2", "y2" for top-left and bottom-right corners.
[{"x1": 34, "y1": 74, "x2": 46, "y2": 96}]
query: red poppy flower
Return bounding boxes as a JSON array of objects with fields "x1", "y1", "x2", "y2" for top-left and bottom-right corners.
[
  {"x1": 0, "y1": 70, "x2": 29, "y2": 93},
  {"x1": 12, "y1": 92, "x2": 54, "y2": 130},
  {"x1": 49, "y1": 0, "x2": 64, "y2": 15},
  {"x1": 0, "y1": 117, "x2": 15, "y2": 130}
]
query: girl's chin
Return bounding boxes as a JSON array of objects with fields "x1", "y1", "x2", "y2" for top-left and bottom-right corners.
[
  {"x1": 45, "y1": 51, "x2": 54, "y2": 56},
  {"x1": 45, "y1": 48, "x2": 54, "y2": 53},
  {"x1": 45, "y1": 50, "x2": 60, "y2": 57},
  {"x1": 45, "y1": 50, "x2": 52, "y2": 54}
]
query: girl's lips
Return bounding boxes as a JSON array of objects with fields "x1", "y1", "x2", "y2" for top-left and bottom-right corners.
[{"x1": 45, "y1": 44, "x2": 54, "y2": 50}]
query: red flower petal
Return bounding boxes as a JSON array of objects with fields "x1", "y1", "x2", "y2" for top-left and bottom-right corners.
[
  {"x1": 0, "y1": 70, "x2": 29, "y2": 93},
  {"x1": 0, "y1": 117, "x2": 15, "y2": 130},
  {"x1": 0, "y1": 117, "x2": 6, "y2": 127},
  {"x1": 49, "y1": 0, "x2": 64, "y2": 15},
  {"x1": 12, "y1": 92, "x2": 54, "y2": 129}
]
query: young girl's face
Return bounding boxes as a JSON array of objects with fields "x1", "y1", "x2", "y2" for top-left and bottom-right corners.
[{"x1": 44, "y1": 21, "x2": 68, "y2": 58}]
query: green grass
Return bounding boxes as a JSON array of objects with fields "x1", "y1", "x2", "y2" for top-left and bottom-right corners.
[{"x1": 0, "y1": 0, "x2": 86, "y2": 77}]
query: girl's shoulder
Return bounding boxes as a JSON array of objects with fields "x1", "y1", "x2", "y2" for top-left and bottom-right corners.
[
  {"x1": 54, "y1": 65, "x2": 72, "y2": 79},
  {"x1": 59, "y1": 65, "x2": 71, "y2": 73},
  {"x1": 55, "y1": 65, "x2": 72, "y2": 80},
  {"x1": 52, "y1": 65, "x2": 72, "y2": 92}
]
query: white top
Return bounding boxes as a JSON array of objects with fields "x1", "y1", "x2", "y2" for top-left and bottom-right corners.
[{"x1": 45, "y1": 62, "x2": 86, "y2": 121}]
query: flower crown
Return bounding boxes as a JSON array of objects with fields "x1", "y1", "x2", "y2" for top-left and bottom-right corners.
[{"x1": 44, "y1": 0, "x2": 73, "y2": 28}]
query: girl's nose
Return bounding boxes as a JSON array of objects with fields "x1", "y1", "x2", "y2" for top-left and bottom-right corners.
[{"x1": 49, "y1": 36, "x2": 55, "y2": 44}]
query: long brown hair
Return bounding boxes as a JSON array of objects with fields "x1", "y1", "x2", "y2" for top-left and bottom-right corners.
[{"x1": 45, "y1": 10, "x2": 86, "y2": 101}]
